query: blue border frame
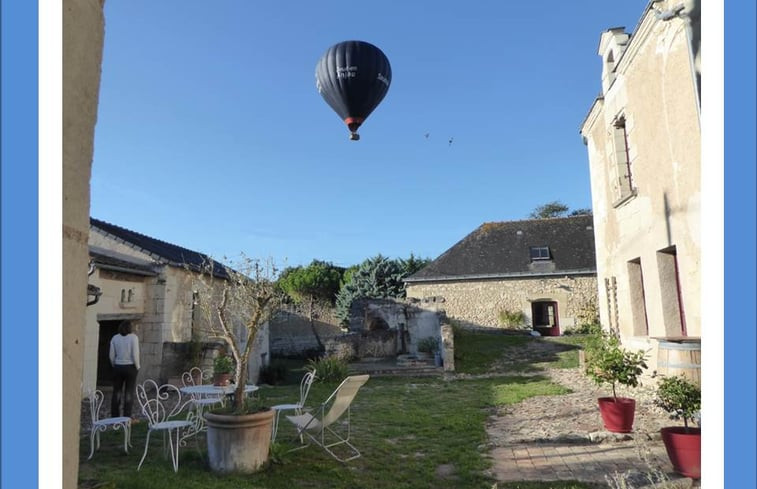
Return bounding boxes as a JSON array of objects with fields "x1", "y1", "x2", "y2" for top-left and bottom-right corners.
[
  {"x1": 724, "y1": 1, "x2": 757, "y2": 487},
  {"x1": 0, "y1": 1, "x2": 750, "y2": 488},
  {"x1": 723, "y1": 2, "x2": 757, "y2": 488},
  {"x1": 1, "y1": 0, "x2": 40, "y2": 487}
]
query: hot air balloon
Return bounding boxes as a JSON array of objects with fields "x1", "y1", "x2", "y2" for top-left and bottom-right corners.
[{"x1": 315, "y1": 40, "x2": 392, "y2": 141}]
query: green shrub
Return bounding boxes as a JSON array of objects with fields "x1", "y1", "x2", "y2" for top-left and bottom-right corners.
[
  {"x1": 417, "y1": 336, "x2": 439, "y2": 354},
  {"x1": 258, "y1": 360, "x2": 290, "y2": 386},
  {"x1": 564, "y1": 322, "x2": 602, "y2": 336},
  {"x1": 334, "y1": 254, "x2": 430, "y2": 325},
  {"x1": 306, "y1": 356, "x2": 349, "y2": 383},
  {"x1": 497, "y1": 309, "x2": 528, "y2": 328},
  {"x1": 655, "y1": 374, "x2": 701, "y2": 430},
  {"x1": 213, "y1": 354, "x2": 234, "y2": 374}
]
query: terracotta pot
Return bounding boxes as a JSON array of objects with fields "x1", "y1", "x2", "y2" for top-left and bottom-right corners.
[
  {"x1": 597, "y1": 397, "x2": 636, "y2": 433},
  {"x1": 661, "y1": 427, "x2": 701, "y2": 479},
  {"x1": 204, "y1": 409, "x2": 274, "y2": 473},
  {"x1": 213, "y1": 373, "x2": 231, "y2": 386}
]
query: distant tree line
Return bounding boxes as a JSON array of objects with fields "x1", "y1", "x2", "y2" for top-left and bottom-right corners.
[
  {"x1": 529, "y1": 200, "x2": 592, "y2": 219},
  {"x1": 276, "y1": 253, "x2": 431, "y2": 346}
]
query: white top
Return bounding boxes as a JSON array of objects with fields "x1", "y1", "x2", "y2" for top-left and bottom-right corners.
[{"x1": 109, "y1": 333, "x2": 140, "y2": 370}]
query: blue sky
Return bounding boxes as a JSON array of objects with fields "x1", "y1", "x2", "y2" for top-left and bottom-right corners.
[{"x1": 91, "y1": 1, "x2": 647, "y2": 268}]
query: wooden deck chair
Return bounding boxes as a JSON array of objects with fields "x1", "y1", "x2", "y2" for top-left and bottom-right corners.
[{"x1": 285, "y1": 374, "x2": 369, "y2": 462}]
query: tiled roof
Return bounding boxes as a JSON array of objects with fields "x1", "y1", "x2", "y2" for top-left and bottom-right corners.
[
  {"x1": 405, "y1": 215, "x2": 596, "y2": 282},
  {"x1": 90, "y1": 218, "x2": 230, "y2": 278},
  {"x1": 89, "y1": 246, "x2": 158, "y2": 276}
]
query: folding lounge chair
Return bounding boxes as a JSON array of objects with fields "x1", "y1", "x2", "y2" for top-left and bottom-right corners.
[{"x1": 285, "y1": 374, "x2": 369, "y2": 462}]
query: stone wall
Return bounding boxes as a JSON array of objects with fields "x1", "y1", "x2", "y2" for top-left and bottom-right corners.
[
  {"x1": 322, "y1": 330, "x2": 399, "y2": 359},
  {"x1": 269, "y1": 307, "x2": 344, "y2": 357},
  {"x1": 160, "y1": 341, "x2": 223, "y2": 382},
  {"x1": 580, "y1": 1, "x2": 701, "y2": 342},
  {"x1": 63, "y1": 1, "x2": 105, "y2": 487},
  {"x1": 270, "y1": 299, "x2": 446, "y2": 359},
  {"x1": 406, "y1": 275, "x2": 598, "y2": 333}
]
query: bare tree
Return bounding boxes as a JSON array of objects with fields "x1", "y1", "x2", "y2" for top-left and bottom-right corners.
[{"x1": 192, "y1": 255, "x2": 284, "y2": 412}]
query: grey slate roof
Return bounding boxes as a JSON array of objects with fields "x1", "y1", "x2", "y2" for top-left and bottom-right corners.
[
  {"x1": 89, "y1": 246, "x2": 158, "y2": 276},
  {"x1": 405, "y1": 215, "x2": 596, "y2": 283},
  {"x1": 90, "y1": 218, "x2": 230, "y2": 278}
]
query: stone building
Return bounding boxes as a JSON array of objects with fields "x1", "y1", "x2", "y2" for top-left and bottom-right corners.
[
  {"x1": 579, "y1": 0, "x2": 701, "y2": 365},
  {"x1": 84, "y1": 218, "x2": 270, "y2": 394},
  {"x1": 405, "y1": 215, "x2": 598, "y2": 336}
]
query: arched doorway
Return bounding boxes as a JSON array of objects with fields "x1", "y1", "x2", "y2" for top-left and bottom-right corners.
[{"x1": 531, "y1": 300, "x2": 560, "y2": 336}]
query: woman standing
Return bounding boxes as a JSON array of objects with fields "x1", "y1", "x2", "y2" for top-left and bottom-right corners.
[{"x1": 109, "y1": 321, "x2": 140, "y2": 418}]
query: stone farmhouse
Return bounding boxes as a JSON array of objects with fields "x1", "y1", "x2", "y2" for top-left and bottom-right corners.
[
  {"x1": 579, "y1": 0, "x2": 701, "y2": 370},
  {"x1": 83, "y1": 218, "x2": 270, "y2": 395},
  {"x1": 405, "y1": 215, "x2": 598, "y2": 336}
]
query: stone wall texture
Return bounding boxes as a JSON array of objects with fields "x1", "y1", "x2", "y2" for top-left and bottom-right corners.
[
  {"x1": 406, "y1": 275, "x2": 598, "y2": 333},
  {"x1": 269, "y1": 307, "x2": 344, "y2": 357},
  {"x1": 580, "y1": 1, "x2": 701, "y2": 356},
  {"x1": 63, "y1": 1, "x2": 105, "y2": 487},
  {"x1": 270, "y1": 300, "x2": 446, "y2": 359}
]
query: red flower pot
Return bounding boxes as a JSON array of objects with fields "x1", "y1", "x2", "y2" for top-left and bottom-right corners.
[
  {"x1": 213, "y1": 373, "x2": 231, "y2": 386},
  {"x1": 597, "y1": 397, "x2": 636, "y2": 433},
  {"x1": 661, "y1": 427, "x2": 701, "y2": 479}
]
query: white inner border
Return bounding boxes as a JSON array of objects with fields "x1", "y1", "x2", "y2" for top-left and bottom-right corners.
[
  {"x1": 40, "y1": 0, "x2": 62, "y2": 487},
  {"x1": 40, "y1": 1, "x2": 725, "y2": 487}
]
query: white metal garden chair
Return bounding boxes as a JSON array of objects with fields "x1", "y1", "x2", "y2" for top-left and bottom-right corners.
[
  {"x1": 86, "y1": 389, "x2": 132, "y2": 459},
  {"x1": 270, "y1": 369, "x2": 316, "y2": 442},
  {"x1": 135, "y1": 379, "x2": 200, "y2": 472},
  {"x1": 181, "y1": 366, "x2": 225, "y2": 431},
  {"x1": 285, "y1": 374, "x2": 369, "y2": 462}
]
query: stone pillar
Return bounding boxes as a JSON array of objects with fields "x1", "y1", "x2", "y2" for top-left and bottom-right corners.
[
  {"x1": 63, "y1": 1, "x2": 105, "y2": 488},
  {"x1": 440, "y1": 323, "x2": 455, "y2": 372},
  {"x1": 141, "y1": 275, "x2": 167, "y2": 382}
]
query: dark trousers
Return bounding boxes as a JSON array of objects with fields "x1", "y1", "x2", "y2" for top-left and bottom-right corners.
[{"x1": 111, "y1": 364, "x2": 138, "y2": 417}]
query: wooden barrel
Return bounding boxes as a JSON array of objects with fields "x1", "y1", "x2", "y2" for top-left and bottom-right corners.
[{"x1": 657, "y1": 340, "x2": 701, "y2": 386}]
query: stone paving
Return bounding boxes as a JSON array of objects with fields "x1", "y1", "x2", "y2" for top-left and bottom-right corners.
[{"x1": 483, "y1": 367, "x2": 700, "y2": 488}]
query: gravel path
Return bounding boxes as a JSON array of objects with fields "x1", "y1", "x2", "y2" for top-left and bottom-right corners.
[{"x1": 486, "y1": 366, "x2": 673, "y2": 446}]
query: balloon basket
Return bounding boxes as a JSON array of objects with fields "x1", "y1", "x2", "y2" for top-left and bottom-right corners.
[{"x1": 349, "y1": 132, "x2": 360, "y2": 141}]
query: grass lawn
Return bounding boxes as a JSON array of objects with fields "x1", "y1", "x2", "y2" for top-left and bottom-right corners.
[
  {"x1": 454, "y1": 329, "x2": 593, "y2": 374},
  {"x1": 79, "y1": 332, "x2": 600, "y2": 489}
]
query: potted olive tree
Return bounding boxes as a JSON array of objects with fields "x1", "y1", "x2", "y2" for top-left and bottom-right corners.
[
  {"x1": 192, "y1": 256, "x2": 284, "y2": 473},
  {"x1": 655, "y1": 375, "x2": 701, "y2": 479},
  {"x1": 585, "y1": 329, "x2": 648, "y2": 433}
]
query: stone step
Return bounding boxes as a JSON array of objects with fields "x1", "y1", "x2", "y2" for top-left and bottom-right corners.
[{"x1": 349, "y1": 366, "x2": 444, "y2": 377}]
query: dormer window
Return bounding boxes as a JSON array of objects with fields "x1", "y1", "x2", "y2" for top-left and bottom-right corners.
[
  {"x1": 603, "y1": 50, "x2": 616, "y2": 89},
  {"x1": 530, "y1": 246, "x2": 551, "y2": 261}
]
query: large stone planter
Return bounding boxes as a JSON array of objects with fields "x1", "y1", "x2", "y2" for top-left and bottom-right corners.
[{"x1": 204, "y1": 409, "x2": 274, "y2": 473}]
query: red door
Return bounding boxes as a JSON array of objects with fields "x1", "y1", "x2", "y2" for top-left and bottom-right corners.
[{"x1": 532, "y1": 301, "x2": 560, "y2": 336}]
